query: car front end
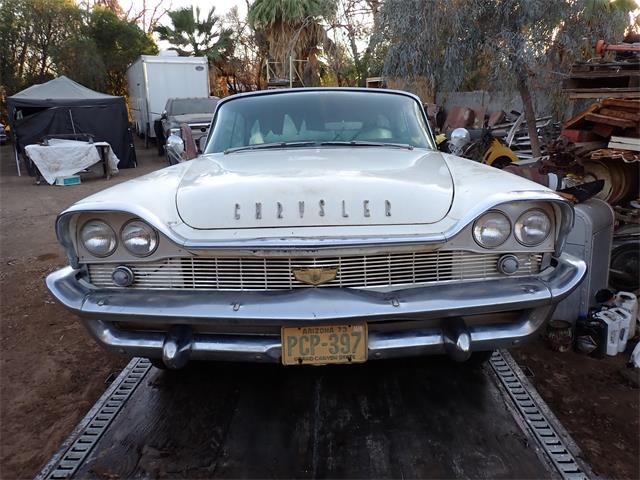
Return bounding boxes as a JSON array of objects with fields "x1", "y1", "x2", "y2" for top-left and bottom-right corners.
[{"x1": 46, "y1": 89, "x2": 586, "y2": 368}]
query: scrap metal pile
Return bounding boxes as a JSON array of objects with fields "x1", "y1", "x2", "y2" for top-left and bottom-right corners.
[
  {"x1": 437, "y1": 105, "x2": 558, "y2": 161},
  {"x1": 555, "y1": 97, "x2": 639, "y2": 294},
  {"x1": 563, "y1": 38, "x2": 640, "y2": 100},
  {"x1": 488, "y1": 113, "x2": 558, "y2": 161},
  {"x1": 560, "y1": 98, "x2": 639, "y2": 205}
]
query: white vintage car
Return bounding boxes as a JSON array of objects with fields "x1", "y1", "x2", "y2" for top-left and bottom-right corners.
[{"x1": 47, "y1": 88, "x2": 586, "y2": 369}]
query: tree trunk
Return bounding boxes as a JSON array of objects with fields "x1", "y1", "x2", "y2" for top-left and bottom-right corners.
[{"x1": 516, "y1": 67, "x2": 542, "y2": 158}]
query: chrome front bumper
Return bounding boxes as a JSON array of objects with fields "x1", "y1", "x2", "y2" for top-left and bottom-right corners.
[{"x1": 46, "y1": 253, "x2": 586, "y2": 367}]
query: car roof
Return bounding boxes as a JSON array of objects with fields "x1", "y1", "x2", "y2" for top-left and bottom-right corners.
[
  {"x1": 168, "y1": 97, "x2": 219, "y2": 101},
  {"x1": 216, "y1": 87, "x2": 423, "y2": 108}
]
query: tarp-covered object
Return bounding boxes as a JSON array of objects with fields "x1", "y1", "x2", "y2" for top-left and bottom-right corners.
[
  {"x1": 7, "y1": 76, "x2": 136, "y2": 169},
  {"x1": 26, "y1": 139, "x2": 120, "y2": 185}
]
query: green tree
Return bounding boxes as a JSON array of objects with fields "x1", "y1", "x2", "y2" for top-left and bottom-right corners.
[
  {"x1": 83, "y1": 7, "x2": 158, "y2": 96},
  {"x1": 0, "y1": 0, "x2": 24, "y2": 93},
  {"x1": 1, "y1": 1, "x2": 158, "y2": 97},
  {"x1": 379, "y1": 0, "x2": 635, "y2": 157},
  {"x1": 53, "y1": 36, "x2": 107, "y2": 92},
  {"x1": 248, "y1": 0, "x2": 336, "y2": 86},
  {"x1": 154, "y1": 6, "x2": 233, "y2": 61},
  {"x1": 327, "y1": 0, "x2": 380, "y2": 86},
  {"x1": 0, "y1": 0, "x2": 84, "y2": 92}
]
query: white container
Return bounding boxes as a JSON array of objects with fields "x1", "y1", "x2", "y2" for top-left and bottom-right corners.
[
  {"x1": 631, "y1": 342, "x2": 640, "y2": 368},
  {"x1": 593, "y1": 310, "x2": 620, "y2": 356},
  {"x1": 126, "y1": 55, "x2": 210, "y2": 139},
  {"x1": 54, "y1": 175, "x2": 81, "y2": 186},
  {"x1": 611, "y1": 307, "x2": 633, "y2": 353},
  {"x1": 615, "y1": 292, "x2": 638, "y2": 339}
]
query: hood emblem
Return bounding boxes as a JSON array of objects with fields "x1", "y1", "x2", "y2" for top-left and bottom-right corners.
[
  {"x1": 234, "y1": 200, "x2": 391, "y2": 220},
  {"x1": 293, "y1": 267, "x2": 338, "y2": 286}
]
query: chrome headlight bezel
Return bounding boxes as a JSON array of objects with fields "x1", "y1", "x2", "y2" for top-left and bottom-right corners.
[
  {"x1": 472, "y1": 210, "x2": 512, "y2": 248},
  {"x1": 79, "y1": 219, "x2": 117, "y2": 258},
  {"x1": 120, "y1": 219, "x2": 159, "y2": 257},
  {"x1": 514, "y1": 209, "x2": 552, "y2": 247}
]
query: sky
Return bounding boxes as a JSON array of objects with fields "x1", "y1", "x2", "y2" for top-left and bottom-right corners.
[
  {"x1": 117, "y1": 0, "x2": 246, "y2": 50},
  {"x1": 151, "y1": 0, "x2": 247, "y2": 20}
]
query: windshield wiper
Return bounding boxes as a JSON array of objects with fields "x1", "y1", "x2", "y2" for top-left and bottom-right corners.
[
  {"x1": 319, "y1": 140, "x2": 414, "y2": 150},
  {"x1": 224, "y1": 141, "x2": 317, "y2": 154}
]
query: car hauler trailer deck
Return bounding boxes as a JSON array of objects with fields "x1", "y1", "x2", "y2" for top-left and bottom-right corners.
[
  {"x1": 37, "y1": 351, "x2": 590, "y2": 480},
  {"x1": 126, "y1": 54, "x2": 209, "y2": 146}
]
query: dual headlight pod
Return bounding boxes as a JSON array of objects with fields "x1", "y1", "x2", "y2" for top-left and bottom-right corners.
[
  {"x1": 80, "y1": 220, "x2": 117, "y2": 257},
  {"x1": 80, "y1": 219, "x2": 158, "y2": 257},
  {"x1": 473, "y1": 209, "x2": 551, "y2": 248}
]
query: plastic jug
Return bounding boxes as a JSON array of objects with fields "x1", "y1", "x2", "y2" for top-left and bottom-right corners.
[
  {"x1": 615, "y1": 292, "x2": 638, "y2": 339},
  {"x1": 631, "y1": 342, "x2": 640, "y2": 368},
  {"x1": 610, "y1": 307, "x2": 633, "y2": 353},
  {"x1": 593, "y1": 310, "x2": 620, "y2": 356}
]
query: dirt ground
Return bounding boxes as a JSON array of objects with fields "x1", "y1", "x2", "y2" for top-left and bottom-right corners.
[
  {"x1": 513, "y1": 338, "x2": 639, "y2": 479},
  {"x1": 0, "y1": 138, "x2": 638, "y2": 479},
  {"x1": 0, "y1": 139, "x2": 165, "y2": 479}
]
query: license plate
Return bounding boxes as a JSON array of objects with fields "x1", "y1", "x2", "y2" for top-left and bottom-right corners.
[{"x1": 281, "y1": 323, "x2": 368, "y2": 366}]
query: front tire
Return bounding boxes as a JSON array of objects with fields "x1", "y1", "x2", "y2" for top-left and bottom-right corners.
[
  {"x1": 466, "y1": 350, "x2": 494, "y2": 367},
  {"x1": 148, "y1": 358, "x2": 168, "y2": 370}
]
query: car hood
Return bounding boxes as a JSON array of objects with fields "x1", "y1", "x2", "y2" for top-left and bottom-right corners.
[
  {"x1": 176, "y1": 147, "x2": 454, "y2": 229},
  {"x1": 170, "y1": 113, "x2": 212, "y2": 126}
]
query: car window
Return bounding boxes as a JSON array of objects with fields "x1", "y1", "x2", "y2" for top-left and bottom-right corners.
[
  {"x1": 168, "y1": 98, "x2": 218, "y2": 116},
  {"x1": 206, "y1": 91, "x2": 434, "y2": 153}
]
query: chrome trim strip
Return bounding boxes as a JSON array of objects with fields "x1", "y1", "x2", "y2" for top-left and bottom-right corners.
[{"x1": 57, "y1": 191, "x2": 571, "y2": 252}]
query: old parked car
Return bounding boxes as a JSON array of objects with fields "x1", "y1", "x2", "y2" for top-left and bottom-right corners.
[
  {"x1": 47, "y1": 88, "x2": 586, "y2": 369},
  {"x1": 159, "y1": 96, "x2": 219, "y2": 161}
]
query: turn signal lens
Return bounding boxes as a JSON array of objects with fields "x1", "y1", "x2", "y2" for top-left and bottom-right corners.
[
  {"x1": 80, "y1": 220, "x2": 117, "y2": 257},
  {"x1": 515, "y1": 210, "x2": 551, "y2": 246},
  {"x1": 473, "y1": 211, "x2": 511, "y2": 248},
  {"x1": 121, "y1": 220, "x2": 158, "y2": 257}
]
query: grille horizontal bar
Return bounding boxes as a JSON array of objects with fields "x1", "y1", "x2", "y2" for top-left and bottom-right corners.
[{"x1": 88, "y1": 251, "x2": 543, "y2": 291}]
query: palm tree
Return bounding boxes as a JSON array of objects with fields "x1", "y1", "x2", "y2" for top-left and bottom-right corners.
[
  {"x1": 154, "y1": 6, "x2": 233, "y2": 62},
  {"x1": 248, "y1": 0, "x2": 336, "y2": 86}
]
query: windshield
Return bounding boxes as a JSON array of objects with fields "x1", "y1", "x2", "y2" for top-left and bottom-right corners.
[
  {"x1": 205, "y1": 90, "x2": 434, "y2": 154},
  {"x1": 168, "y1": 98, "x2": 218, "y2": 116}
]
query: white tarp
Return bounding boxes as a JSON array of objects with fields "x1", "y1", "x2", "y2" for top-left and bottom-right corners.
[{"x1": 25, "y1": 139, "x2": 119, "y2": 185}]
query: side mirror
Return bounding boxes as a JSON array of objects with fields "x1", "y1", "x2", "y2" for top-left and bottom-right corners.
[
  {"x1": 166, "y1": 134, "x2": 185, "y2": 165},
  {"x1": 160, "y1": 111, "x2": 167, "y2": 120}
]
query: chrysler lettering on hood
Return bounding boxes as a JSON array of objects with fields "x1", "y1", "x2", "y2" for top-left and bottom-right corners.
[{"x1": 175, "y1": 148, "x2": 454, "y2": 229}]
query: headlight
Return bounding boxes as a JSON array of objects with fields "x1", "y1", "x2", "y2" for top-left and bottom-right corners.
[
  {"x1": 121, "y1": 220, "x2": 158, "y2": 256},
  {"x1": 80, "y1": 220, "x2": 117, "y2": 257},
  {"x1": 515, "y1": 209, "x2": 551, "y2": 246},
  {"x1": 473, "y1": 211, "x2": 511, "y2": 248}
]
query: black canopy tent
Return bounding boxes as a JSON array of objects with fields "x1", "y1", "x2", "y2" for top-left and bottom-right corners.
[{"x1": 7, "y1": 76, "x2": 136, "y2": 175}]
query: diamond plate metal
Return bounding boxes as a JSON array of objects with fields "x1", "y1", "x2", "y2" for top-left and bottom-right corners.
[
  {"x1": 36, "y1": 358, "x2": 151, "y2": 480},
  {"x1": 491, "y1": 350, "x2": 588, "y2": 480}
]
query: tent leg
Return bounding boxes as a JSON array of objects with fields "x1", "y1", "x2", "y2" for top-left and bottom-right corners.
[{"x1": 13, "y1": 141, "x2": 21, "y2": 176}]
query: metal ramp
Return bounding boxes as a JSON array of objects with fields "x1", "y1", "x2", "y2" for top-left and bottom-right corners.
[{"x1": 37, "y1": 351, "x2": 590, "y2": 479}]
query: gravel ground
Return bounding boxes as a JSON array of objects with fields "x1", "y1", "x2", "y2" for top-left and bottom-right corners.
[{"x1": 0, "y1": 138, "x2": 638, "y2": 479}]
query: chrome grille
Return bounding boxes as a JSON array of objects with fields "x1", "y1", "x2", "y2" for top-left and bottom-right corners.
[{"x1": 87, "y1": 251, "x2": 543, "y2": 291}]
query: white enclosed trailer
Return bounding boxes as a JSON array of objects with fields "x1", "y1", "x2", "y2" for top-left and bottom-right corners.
[{"x1": 126, "y1": 53, "x2": 209, "y2": 145}]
